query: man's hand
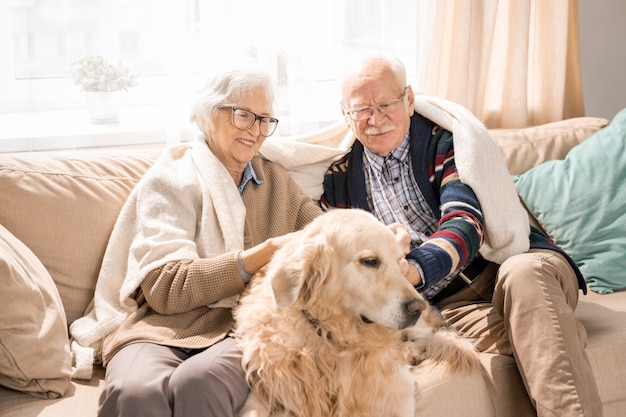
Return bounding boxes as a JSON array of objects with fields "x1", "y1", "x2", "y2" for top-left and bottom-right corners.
[
  {"x1": 387, "y1": 223, "x2": 422, "y2": 286},
  {"x1": 399, "y1": 259, "x2": 422, "y2": 286},
  {"x1": 387, "y1": 222, "x2": 411, "y2": 254}
]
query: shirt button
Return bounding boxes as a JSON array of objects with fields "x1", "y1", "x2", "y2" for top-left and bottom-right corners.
[{"x1": 244, "y1": 235, "x2": 252, "y2": 245}]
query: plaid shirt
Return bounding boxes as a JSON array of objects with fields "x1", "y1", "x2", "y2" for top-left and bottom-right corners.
[{"x1": 364, "y1": 132, "x2": 438, "y2": 245}]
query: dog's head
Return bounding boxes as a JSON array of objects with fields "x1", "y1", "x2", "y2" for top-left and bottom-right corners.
[{"x1": 268, "y1": 209, "x2": 428, "y2": 331}]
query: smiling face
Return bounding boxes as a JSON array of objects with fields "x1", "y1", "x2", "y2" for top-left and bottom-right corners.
[
  {"x1": 342, "y1": 58, "x2": 415, "y2": 157},
  {"x1": 209, "y1": 86, "x2": 273, "y2": 177}
]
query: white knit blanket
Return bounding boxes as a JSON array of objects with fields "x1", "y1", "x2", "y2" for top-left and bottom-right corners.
[
  {"x1": 261, "y1": 93, "x2": 530, "y2": 263},
  {"x1": 69, "y1": 137, "x2": 245, "y2": 379}
]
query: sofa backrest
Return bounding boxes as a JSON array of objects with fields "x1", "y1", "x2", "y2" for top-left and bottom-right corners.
[
  {"x1": 0, "y1": 150, "x2": 159, "y2": 325},
  {"x1": 0, "y1": 116, "x2": 609, "y2": 327},
  {"x1": 489, "y1": 116, "x2": 608, "y2": 175}
]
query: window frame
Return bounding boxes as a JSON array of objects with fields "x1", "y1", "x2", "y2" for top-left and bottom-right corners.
[{"x1": 0, "y1": 0, "x2": 419, "y2": 152}]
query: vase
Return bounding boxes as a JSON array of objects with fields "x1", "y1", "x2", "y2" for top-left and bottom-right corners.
[{"x1": 85, "y1": 91, "x2": 120, "y2": 124}]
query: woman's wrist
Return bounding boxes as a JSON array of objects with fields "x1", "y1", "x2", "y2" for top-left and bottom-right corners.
[{"x1": 238, "y1": 251, "x2": 253, "y2": 283}]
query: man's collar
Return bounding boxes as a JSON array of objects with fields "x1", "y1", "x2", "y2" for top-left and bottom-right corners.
[{"x1": 363, "y1": 131, "x2": 411, "y2": 172}]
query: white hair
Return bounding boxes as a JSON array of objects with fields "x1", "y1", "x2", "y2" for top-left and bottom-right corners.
[
  {"x1": 190, "y1": 68, "x2": 277, "y2": 137},
  {"x1": 341, "y1": 55, "x2": 407, "y2": 102}
]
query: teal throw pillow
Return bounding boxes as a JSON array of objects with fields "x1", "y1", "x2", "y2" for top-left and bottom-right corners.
[{"x1": 513, "y1": 108, "x2": 626, "y2": 294}]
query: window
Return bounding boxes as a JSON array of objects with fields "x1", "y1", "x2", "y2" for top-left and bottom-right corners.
[{"x1": 0, "y1": 0, "x2": 419, "y2": 151}]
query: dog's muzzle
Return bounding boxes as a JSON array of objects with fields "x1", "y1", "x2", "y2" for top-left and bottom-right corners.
[
  {"x1": 361, "y1": 299, "x2": 424, "y2": 328},
  {"x1": 402, "y1": 299, "x2": 423, "y2": 327}
]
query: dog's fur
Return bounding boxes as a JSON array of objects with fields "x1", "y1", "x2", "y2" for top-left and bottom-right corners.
[{"x1": 234, "y1": 209, "x2": 483, "y2": 417}]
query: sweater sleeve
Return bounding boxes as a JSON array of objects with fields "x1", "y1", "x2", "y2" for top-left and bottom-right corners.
[
  {"x1": 320, "y1": 153, "x2": 351, "y2": 210},
  {"x1": 140, "y1": 253, "x2": 245, "y2": 315},
  {"x1": 406, "y1": 129, "x2": 485, "y2": 298}
]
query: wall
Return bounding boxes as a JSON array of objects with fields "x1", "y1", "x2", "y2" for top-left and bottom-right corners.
[{"x1": 578, "y1": 0, "x2": 626, "y2": 119}]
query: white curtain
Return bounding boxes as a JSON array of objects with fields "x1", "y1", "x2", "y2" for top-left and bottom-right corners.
[{"x1": 415, "y1": 0, "x2": 584, "y2": 128}]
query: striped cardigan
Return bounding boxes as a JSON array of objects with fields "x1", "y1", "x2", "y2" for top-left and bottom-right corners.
[{"x1": 321, "y1": 112, "x2": 586, "y2": 297}]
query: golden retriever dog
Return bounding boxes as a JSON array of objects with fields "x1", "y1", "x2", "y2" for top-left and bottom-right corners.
[{"x1": 234, "y1": 209, "x2": 483, "y2": 417}]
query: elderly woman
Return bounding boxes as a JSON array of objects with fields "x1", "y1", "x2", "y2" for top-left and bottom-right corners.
[{"x1": 74, "y1": 69, "x2": 323, "y2": 417}]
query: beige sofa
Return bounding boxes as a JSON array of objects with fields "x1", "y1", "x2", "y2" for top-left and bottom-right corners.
[{"x1": 1, "y1": 116, "x2": 625, "y2": 417}]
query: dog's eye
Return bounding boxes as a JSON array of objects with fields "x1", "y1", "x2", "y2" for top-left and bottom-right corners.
[{"x1": 360, "y1": 257, "x2": 380, "y2": 268}]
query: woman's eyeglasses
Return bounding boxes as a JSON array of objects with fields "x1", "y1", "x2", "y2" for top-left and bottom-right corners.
[{"x1": 219, "y1": 106, "x2": 279, "y2": 137}]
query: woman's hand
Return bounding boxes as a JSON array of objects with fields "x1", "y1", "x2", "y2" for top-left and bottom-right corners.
[{"x1": 239, "y1": 230, "x2": 302, "y2": 278}]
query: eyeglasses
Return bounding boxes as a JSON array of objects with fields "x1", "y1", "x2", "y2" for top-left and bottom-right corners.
[
  {"x1": 218, "y1": 105, "x2": 279, "y2": 137},
  {"x1": 343, "y1": 87, "x2": 408, "y2": 121}
]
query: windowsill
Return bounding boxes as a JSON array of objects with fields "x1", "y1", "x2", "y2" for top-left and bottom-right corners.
[
  {"x1": 0, "y1": 105, "x2": 196, "y2": 153},
  {"x1": 0, "y1": 106, "x2": 341, "y2": 154}
]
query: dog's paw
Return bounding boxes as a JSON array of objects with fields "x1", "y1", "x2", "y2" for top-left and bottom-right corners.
[
  {"x1": 400, "y1": 325, "x2": 434, "y2": 366},
  {"x1": 419, "y1": 328, "x2": 484, "y2": 375},
  {"x1": 401, "y1": 339, "x2": 428, "y2": 366}
]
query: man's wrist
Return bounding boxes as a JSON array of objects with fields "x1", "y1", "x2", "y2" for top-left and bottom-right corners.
[{"x1": 406, "y1": 258, "x2": 424, "y2": 289}]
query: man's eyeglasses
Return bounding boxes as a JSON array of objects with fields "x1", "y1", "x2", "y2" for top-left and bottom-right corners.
[
  {"x1": 218, "y1": 106, "x2": 279, "y2": 137},
  {"x1": 343, "y1": 87, "x2": 408, "y2": 121}
]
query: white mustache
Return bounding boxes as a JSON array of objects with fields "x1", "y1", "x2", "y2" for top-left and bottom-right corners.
[{"x1": 364, "y1": 124, "x2": 396, "y2": 135}]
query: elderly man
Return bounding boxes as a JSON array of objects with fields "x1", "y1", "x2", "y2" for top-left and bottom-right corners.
[{"x1": 321, "y1": 55, "x2": 602, "y2": 417}]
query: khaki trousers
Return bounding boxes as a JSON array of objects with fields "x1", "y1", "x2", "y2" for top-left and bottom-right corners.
[{"x1": 437, "y1": 249, "x2": 603, "y2": 417}]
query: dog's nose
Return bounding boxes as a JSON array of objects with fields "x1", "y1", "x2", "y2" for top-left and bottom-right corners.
[{"x1": 404, "y1": 299, "x2": 423, "y2": 321}]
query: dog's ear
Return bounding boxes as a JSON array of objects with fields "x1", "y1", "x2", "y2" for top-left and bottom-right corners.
[{"x1": 270, "y1": 236, "x2": 332, "y2": 307}]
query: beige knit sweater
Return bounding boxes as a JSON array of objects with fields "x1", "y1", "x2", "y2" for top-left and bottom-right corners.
[
  {"x1": 102, "y1": 155, "x2": 321, "y2": 364},
  {"x1": 69, "y1": 136, "x2": 321, "y2": 372}
]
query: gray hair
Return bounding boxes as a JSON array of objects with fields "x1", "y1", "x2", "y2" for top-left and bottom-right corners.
[{"x1": 190, "y1": 69, "x2": 277, "y2": 137}]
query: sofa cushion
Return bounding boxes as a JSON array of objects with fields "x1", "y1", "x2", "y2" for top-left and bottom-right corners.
[
  {"x1": 0, "y1": 224, "x2": 72, "y2": 398},
  {"x1": 575, "y1": 290, "x2": 626, "y2": 410},
  {"x1": 490, "y1": 116, "x2": 609, "y2": 175},
  {"x1": 0, "y1": 366, "x2": 105, "y2": 417},
  {"x1": 480, "y1": 289, "x2": 626, "y2": 417},
  {"x1": 0, "y1": 150, "x2": 158, "y2": 325},
  {"x1": 513, "y1": 108, "x2": 626, "y2": 294}
]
